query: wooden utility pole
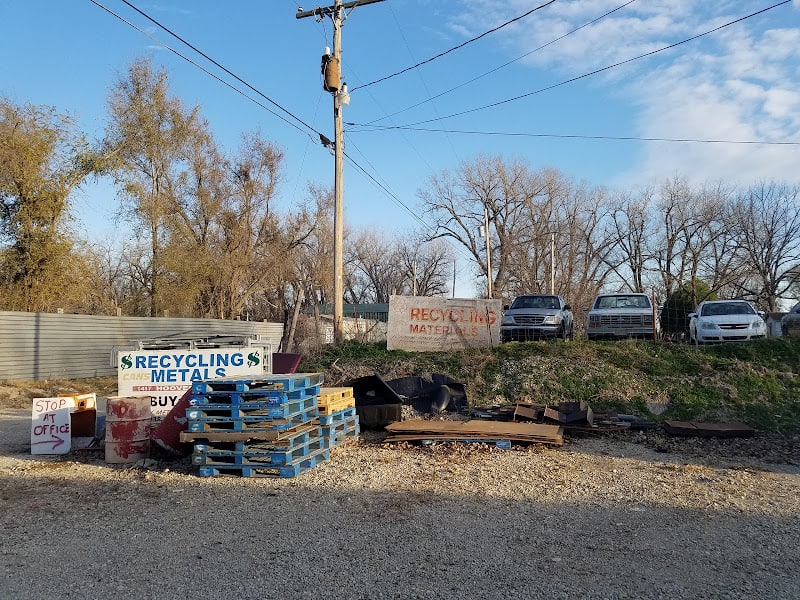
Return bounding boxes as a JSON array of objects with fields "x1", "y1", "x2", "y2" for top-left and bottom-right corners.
[
  {"x1": 483, "y1": 203, "x2": 493, "y2": 298},
  {"x1": 297, "y1": 0, "x2": 385, "y2": 343}
]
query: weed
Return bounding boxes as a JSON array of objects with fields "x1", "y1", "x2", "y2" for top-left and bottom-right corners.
[{"x1": 296, "y1": 338, "x2": 800, "y2": 434}]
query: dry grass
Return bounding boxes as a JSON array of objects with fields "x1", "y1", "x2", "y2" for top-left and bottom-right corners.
[{"x1": 0, "y1": 376, "x2": 118, "y2": 409}]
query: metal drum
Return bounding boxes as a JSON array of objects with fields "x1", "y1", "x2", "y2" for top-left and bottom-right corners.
[{"x1": 105, "y1": 396, "x2": 151, "y2": 463}]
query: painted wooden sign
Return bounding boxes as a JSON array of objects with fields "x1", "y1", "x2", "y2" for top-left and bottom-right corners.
[
  {"x1": 387, "y1": 295, "x2": 502, "y2": 351},
  {"x1": 31, "y1": 396, "x2": 75, "y2": 455}
]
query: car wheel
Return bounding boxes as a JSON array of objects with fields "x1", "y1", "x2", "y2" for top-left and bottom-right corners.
[{"x1": 558, "y1": 323, "x2": 568, "y2": 341}]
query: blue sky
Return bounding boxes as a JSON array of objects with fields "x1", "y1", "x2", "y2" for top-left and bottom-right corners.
[{"x1": 2, "y1": 1, "x2": 800, "y2": 295}]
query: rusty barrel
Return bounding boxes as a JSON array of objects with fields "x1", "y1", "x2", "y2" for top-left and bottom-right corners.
[{"x1": 105, "y1": 396, "x2": 151, "y2": 463}]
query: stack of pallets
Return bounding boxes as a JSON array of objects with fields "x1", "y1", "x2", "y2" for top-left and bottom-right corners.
[
  {"x1": 317, "y1": 387, "x2": 360, "y2": 447},
  {"x1": 180, "y1": 373, "x2": 333, "y2": 478}
]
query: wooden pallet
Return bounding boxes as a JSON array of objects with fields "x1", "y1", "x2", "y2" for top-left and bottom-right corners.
[
  {"x1": 192, "y1": 424, "x2": 321, "y2": 454},
  {"x1": 180, "y1": 421, "x2": 315, "y2": 443},
  {"x1": 321, "y1": 415, "x2": 360, "y2": 447},
  {"x1": 317, "y1": 387, "x2": 355, "y2": 415},
  {"x1": 186, "y1": 396, "x2": 317, "y2": 420},
  {"x1": 317, "y1": 406, "x2": 357, "y2": 426},
  {"x1": 193, "y1": 436, "x2": 326, "y2": 467},
  {"x1": 189, "y1": 385, "x2": 320, "y2": 406},
  {"x1": 191, "y1": 373, "x2": 324, "y2": 394},
  {"x1": 186, "y1": 405, "x2": 318, "y2": 433},
  {"x1": 197, "y1": 446, "x2": 330, "y2": 478}
]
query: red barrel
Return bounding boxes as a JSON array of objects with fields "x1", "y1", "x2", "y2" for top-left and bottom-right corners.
[{"x1": 105, "y1": 396, "x2": 151, "y2": 463}]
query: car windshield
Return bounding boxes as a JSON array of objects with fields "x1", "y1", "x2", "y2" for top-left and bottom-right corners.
[
  {"x1": 700, "y1": 302, "x2": 755, "y2": 316},
  {"x1": 511, "y1": 296, "x2": 559, "y2": 309},
  {"x1": 594, "y1": 295, "x2": 650, "y2": 309}
]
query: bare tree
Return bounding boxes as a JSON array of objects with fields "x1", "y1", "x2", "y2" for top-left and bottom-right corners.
[
  {"x1": 419, "y1": 156, "x2": 545, "y2": 298},
  {"x1": 345, "y1": 229, "x2": 403, "y2": 303},
  {"x1": 604, "y1": 190, "x2": 654, "y2": 293},
  {"x1": 552, "y1": 182, "x2": 617, "y2": 310},
  {"x1": 728, "y1": 182, "x2": 800, "y2": 310},
  {"x1": 395, "y1": 234, "x2": 453, "y2": 297}
]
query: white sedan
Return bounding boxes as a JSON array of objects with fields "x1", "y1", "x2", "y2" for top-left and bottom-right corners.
[{"x1": 688, "y1": 300, "x2": 767, "y2": 344}]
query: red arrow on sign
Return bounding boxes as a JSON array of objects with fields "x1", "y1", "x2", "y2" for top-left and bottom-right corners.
[{"x1": 31, "y1": 435, "x2": 66, "y2": 450}]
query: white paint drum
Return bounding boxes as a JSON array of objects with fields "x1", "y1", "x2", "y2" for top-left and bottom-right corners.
[{"x1": 105, "y1": 396, "x2": 151, "y2": 463}]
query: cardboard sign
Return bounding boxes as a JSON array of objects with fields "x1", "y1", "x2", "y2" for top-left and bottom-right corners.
[
  {"x1": 31, "y1": 397, "x2": 74, "y2": 454},
  {"x1": 117, "y1": 347, "x2": 270, "y2": 420},
  {"x1": 387, "y1": 295, "x2": 502, "y2": 351}
]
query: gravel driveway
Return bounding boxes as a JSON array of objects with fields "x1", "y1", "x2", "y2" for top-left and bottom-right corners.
[{"x1": 1, "y1": 407, "x2": 799, "y2": 600}]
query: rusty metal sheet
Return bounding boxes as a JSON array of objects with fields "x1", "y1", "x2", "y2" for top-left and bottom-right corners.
[
  {"x1": 663, "y1": 421, "x2": 755, "y2": 438},
  {"x1": 513, "y1": 404, "x2": 542, "y2": 421}
]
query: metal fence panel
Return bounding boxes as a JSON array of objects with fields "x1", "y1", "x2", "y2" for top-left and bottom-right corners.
[{"x1": 0, "y1": 311, "x2": 283, "y2": 380}]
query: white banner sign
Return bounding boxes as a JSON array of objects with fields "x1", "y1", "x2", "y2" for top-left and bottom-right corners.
[
  {"x1": 387, "y1": 296, "x2": 502, "y2": 351},
  {"x1": 31, "y1": 397, "x2": 74, "y2": 454},
  {"x1": 117, "y1": 347, "x2": 269, "y2": 418}
]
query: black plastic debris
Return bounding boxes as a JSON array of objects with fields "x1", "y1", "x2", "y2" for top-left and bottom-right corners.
[
  {"x1": 384, "y1": 374, "x2": 467, "y2": 414},
  {"x1": 344, "y1": 374, "x2": 404, "y2": 430}
]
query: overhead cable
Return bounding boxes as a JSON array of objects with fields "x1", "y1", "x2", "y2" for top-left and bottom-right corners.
[
  {"x1": 350, "y1": 0, "x2": 557, "y2": 91},
  {"x1": 346, "y1": 124, "x2": 800, "y2": 146},
  {"x1": 394, "y1": 0, "x2": 793, "y2": 128},
  {"x1": 365, "y1": 0, "x2": 638, "y2": 124},
  {"x1": 91, "y1": 0, "x2": 322, "y2": 142}
]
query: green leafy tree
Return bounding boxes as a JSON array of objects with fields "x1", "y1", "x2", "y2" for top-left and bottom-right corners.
[
  {"x1": 660, "y1": 280, "x2": 716, "y2": 337},
  {"x1": 104, "y1": 57, "x2": 207, "y2": 316},
  {"x1": 0, "y1": 98, "x2": 99, "y2": 312}
]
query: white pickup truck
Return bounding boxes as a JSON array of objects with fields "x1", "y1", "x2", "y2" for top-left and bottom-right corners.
[{"x1": 586, "y1": 293, "x2": 657, "y2": 340}]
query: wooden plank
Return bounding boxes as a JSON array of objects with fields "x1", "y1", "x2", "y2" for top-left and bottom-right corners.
[{"x1": 385, "y1": 419, "x2": 563, "y2": 445}]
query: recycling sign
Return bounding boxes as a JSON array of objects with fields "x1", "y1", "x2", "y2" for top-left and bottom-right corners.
[{"x1": 117, "y1": 348, "x2": 270, "y2": 420}]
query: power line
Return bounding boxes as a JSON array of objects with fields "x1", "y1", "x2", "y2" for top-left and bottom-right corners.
[
  {"x1": 342, "y1": 148, "x2": 428, "y2": 227},
  {"x1": 350, "y1": 0, "x2": 557, "y2": 92},
  {"x1": 366, "y1": 0, "x2": 638, "y2": 125},
  {"x1": 392, "y1": 0, "x2": 793, "y2": 128},
  {"x1": 90, "y1": 0, "x2": 323, "y2": 142},
  {"x1": 346, "y1": 124, "x2": 800, "y2": 146},
  {"x1": 341, "y1": 149, "x2": 478, "y2": 267},
  {"x1": 92, "y1": 2, "x2": 474, "y2": 270}
]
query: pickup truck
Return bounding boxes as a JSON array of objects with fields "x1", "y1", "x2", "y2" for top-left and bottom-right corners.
[
  {"x1": 586, "y1": 293, "x2": 657, "y2": 340},
  {"x1": 500, "y1": 294, "x2": 574, "y2": 342}
]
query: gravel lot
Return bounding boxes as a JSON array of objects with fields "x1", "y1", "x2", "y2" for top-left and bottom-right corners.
[{"x1": 1, "y1": 406, "x2": 799, "y2": 600}]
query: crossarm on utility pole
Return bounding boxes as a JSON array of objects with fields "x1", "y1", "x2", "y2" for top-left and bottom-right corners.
[{"x1": 296, "y1": 0, "x2": 385, "y2": 19}]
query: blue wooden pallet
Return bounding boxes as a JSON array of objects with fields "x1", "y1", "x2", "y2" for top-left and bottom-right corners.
[
  {"x1": 317, "y1": 406, "x2": 357, "y2": 426},
  {"x1": 197, "y1": 446, "x2": 330, "y2": 478},
  {"x1": 189, "y1": 385, "x2": 320, "y2": 407},
  {"x1": 193, "y1": 425, "x2": 320, "y2": 454},
  {"x1": 324, "y1": 427, "x2": 360, "y2": 448},
  {"x1": 192, "y1": 373, "x2": 324, "y2": 395},
  {"x1": 193, "y1": 436, "x2": 325, "y2": 467},
  {"x1": 321, "y1": 416, "x2": 360, "y2": 447},
  {"x1": 186, "y1": 396, "x2": 317, "y2": 420},
  {"x1": 186, "y1": 405, "x2": 317, "y2": 433}
]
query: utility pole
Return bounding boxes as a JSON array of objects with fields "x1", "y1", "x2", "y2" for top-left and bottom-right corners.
[
  {"x1": 550, "y1": 231, "x2": 555, "y2": 294},
  {"x1": 297, "y1": 0, "x2": 385, "y2": 343},
  {"x1": 483, "y1": 204, "x2": 493, "y2": 298}
]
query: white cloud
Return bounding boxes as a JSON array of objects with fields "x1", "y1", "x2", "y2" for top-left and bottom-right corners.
[{"x1": 457, "y1": 1, "x2": 800, "y2": 187}]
